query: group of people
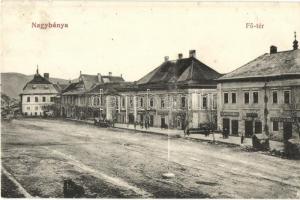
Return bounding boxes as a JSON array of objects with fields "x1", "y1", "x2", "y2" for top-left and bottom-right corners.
[{"x1": 133, "y1": 119, "x2": 150, "y2": 130}]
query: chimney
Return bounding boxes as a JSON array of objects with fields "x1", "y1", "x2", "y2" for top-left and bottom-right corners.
[
  {"x1": 164, "y1": 56, "x2": 169, "y2": 62},
  {"x1": 97, "y1": 73, "x2": 102, "y2": 82},
  {"x1": 108, "y1": 72, "x2": 112, "y2": 76},
  {"x1": 293, "y1": 31, "x2": 298, "y2": 50},
  {"x1": 178, "y1": 53, "x2": 183, "y2": 59},
  {"x1": 44, "y1": 73, "x2": 49, "y2": 80},
  {"x1": 189, "y1": 50, "x2": 196, "y2": 58},
  {"x1": 270, "y1": 45, "x2": 277, "y2": 54}
]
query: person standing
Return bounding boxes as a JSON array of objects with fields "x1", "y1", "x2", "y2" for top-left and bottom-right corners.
[{"x1": 241, "y1": 131, "x2": 245, "y2": 144}]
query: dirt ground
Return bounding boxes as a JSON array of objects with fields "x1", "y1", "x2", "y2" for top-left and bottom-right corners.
[{"x1": 1, "y1": 118, "x2": 300, "y2": 198}]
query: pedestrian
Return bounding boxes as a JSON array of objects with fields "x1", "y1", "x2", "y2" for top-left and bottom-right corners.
[
  {"x1": 140, "y1": 121, "x2": 144, "y2": 129},
  {"x1": 134, "y1": 121, "x2": 136, "y2": 129},
  {"x1": 240, "y1": 132, "x2": 245, "y2": 144},
  {"x1": 184, "y1": 121, "x2": 189, "y2": 136},
  {"x1": 223, "y1": 128, "x2": 227, "y2": 139}
]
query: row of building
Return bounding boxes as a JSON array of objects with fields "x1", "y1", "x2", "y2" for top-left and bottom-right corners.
[{"x1": 20, "y1": 35, "x2": 300, "y2": 142}]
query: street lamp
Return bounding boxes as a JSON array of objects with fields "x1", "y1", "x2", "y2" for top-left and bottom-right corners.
[
  {"x1": 146, "y1": 89, "x2": 150, "y2": 110},
  {"x1": 146, "y1": 89, "x2": 150, "y2": 129}
]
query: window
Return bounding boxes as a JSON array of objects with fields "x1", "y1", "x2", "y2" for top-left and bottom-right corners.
[
  {"x1": 122, "y1": 97, "x2": 125, "y2": 108},
  {"x1": 140, "y1": 98, "x2": 143, "y2": 107},
  {"x1": 244, "y1": 92, "x2": 249, "y2": 104},
  {"x1": 232, "y1": 93, "x2": 236, "y2": 104},
  {"x1": 253, "y1": 92, "x2": 258, "y2": 104},
  {"x1": 150, "y1": 98, "x2": 154, "y2": 107},
  {"x1": 129, "y1": 98, "x2": 133, "y2": 107},
  {"x1": 27, "y1": 97, "x2": 30, "y2": 102},
  {"x1": 202, "y1": 96, "x2": 207, "y2": 109},
  {"x1": 181, "y1": 97, "x2": 186, "y2": 108},
  {"x1": 42, "y1": 97, "x2": 46, "y2": 102},
  {"x1": 213, "y1": 94, "x2": 217, "y2": 109},
  {"x1": 284, "y1": 91, "x2": 290, "y2": 104},
  {"x1": 50, "y1": 97, "x2": 54, "y2": 102},
  {"x1": 161, "y1": 98, "x2": 165, "y2": 108},
  {"x1": 116, "y1": 97, "x2": 119, "y2": 109},
  {"x1": 173, "y1": 97, "x2": 177, "y2": 108},
  {"x1": 35, "y1": 106, "x2": 38, "y2": 111},
  {"x1": 224, "y1": 93, "x2": 229, "y2": 104},
  {"x1": 35, "y1": 97, "x2": 38, "y2": 102},
  {"x1": 273, "y1": 121, "x2": 279, "y2": 131},
  {"x1": 272, "y1": 91, "x2": 278, "y2": 104},
  {"x1": 26, "y1": 107, "x2": 30, "y2": 110}
]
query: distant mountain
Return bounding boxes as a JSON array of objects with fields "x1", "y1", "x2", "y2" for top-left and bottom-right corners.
[{"x1": 1, "y1": 72, "x2": 69, "y2": 99}]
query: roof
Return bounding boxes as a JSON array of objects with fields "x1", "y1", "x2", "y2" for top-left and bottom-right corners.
[
  {"x1": 27, "y1": 73, "x2": 52, "y2": 84},
  {"x1": 87, "y1": 82, "x2": 135, "y2": 95},
  {"x1": 80, "y1": 74, "x2": 99, "y2": 90},
  {"x1": 22, "y1": 84, "x2": 59, "y2": 95},
  {"x1": 21, "y1": 73, "x2": 59, "y2": 95},
  {"x1": 62, "y1": 81, "x2": 86, "y2": 95},
  {"x1": 137, "y1": 57, "x2": 221, "y2": 89},
  {"x1": 218, "y1": 49, "x2": 300, "y2": 81},
  {"x1": 62, "y1": 73, "x2": 125, "y2": 95}
]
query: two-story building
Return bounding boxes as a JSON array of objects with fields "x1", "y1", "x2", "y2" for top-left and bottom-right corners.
[
  {"x1": 21, "y1": 68, "x2": 59, "y2": 116},
  {"x1": 217, "y1": 35, "x2": 300, "y2": 141},
  {"x1": 113, "y1": 50, "x2": 222, "y2": 130}
]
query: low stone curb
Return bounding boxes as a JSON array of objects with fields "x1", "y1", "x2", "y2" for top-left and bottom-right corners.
[{"x1": 63, "y1": 118, "x2": 288, "y2": 158}]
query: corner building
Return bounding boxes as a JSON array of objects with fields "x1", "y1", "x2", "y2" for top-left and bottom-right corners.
[{"x1": 217, "y1": 37, "x2": 300, "y2": 141}]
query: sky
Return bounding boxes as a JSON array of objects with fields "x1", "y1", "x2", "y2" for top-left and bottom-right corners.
[{"x1": 1, "y1": 1, "x2": 300, "y2": 81}]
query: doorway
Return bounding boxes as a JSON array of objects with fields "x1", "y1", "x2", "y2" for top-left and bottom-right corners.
[
  {"x1": 128, "y1": 114, "x2": 134, "y2": 124},
  {"x1": 150, "y1": 115, "x2": 154, "y2": 127},
  {"x1": 161, "y1": 117, "x2": 166, "y2": 129},
  {"x1": 223, "y1": 118, "x2": 230, "y2": 135},
  {"x1": 231, "y1": 120, "x2": 239, "y2": 135},
  {"x1": 283, "y1": 122, "x2": 293, "y2": 141},
  {"x1": 255, "y1": 121, "x2": 262, "y2": 134},
  {"x1": 245, "y1": 120, "x2": 253, "y2": 137}
]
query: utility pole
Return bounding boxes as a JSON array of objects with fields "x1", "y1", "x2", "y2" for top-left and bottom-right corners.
[
  {"x1": 147, "y1": 89, "x2": 150, "y2": 128},
  {"x1": 99, "y1": 88, "x2": 103, "y2": 120}
]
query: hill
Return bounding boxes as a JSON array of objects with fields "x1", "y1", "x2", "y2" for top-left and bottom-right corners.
[{"x1": 1, "y1": 72, "x2": 69, "y2": 99}]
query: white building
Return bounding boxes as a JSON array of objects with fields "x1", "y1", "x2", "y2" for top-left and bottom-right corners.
[{"x1": 20, "y1": 68, "x2": 59, "y2": 116}]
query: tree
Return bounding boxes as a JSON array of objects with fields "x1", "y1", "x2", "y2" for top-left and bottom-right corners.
[{"x1": 289, "y1": 87, "x2": 300, "y2": 138}]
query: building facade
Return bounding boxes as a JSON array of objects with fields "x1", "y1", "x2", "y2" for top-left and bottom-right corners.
[
  {"x1": 59, "y1": 50, "x2": 221, "y2": 130},
  {"x1": 21, "y1": 69, "x2": 59, "y2": 116},
  {"x1": 113, "y1": 50, "x2": 221, "y2": 130},
  {"x1": 61, "y1": 72, "x2": 125, "y2": 119},
  {"x1": 217, "y1": 38, "x2": 300, "y2": 141}
]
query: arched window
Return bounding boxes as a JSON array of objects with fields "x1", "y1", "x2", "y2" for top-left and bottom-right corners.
[
  {"x1": 97, "y1": 97, "x2": 100, "y2": 106},
  {"x1": 150, "y1": 98, "x2": 154, "y2": 107}
]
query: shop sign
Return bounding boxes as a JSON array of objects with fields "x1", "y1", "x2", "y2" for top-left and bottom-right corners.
[
  {"x1": 246, "y1": 113, "x2": 258, "y2": 118},
  {"x1": 157, "y1": 110, "x2": 169, "y2": 115},
  {"x1": 270, "y1": 117, "x2": 294, "y2": 122},
  {"x1": 220, "y1": 111, "x2": 239, "y2": 117}
]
